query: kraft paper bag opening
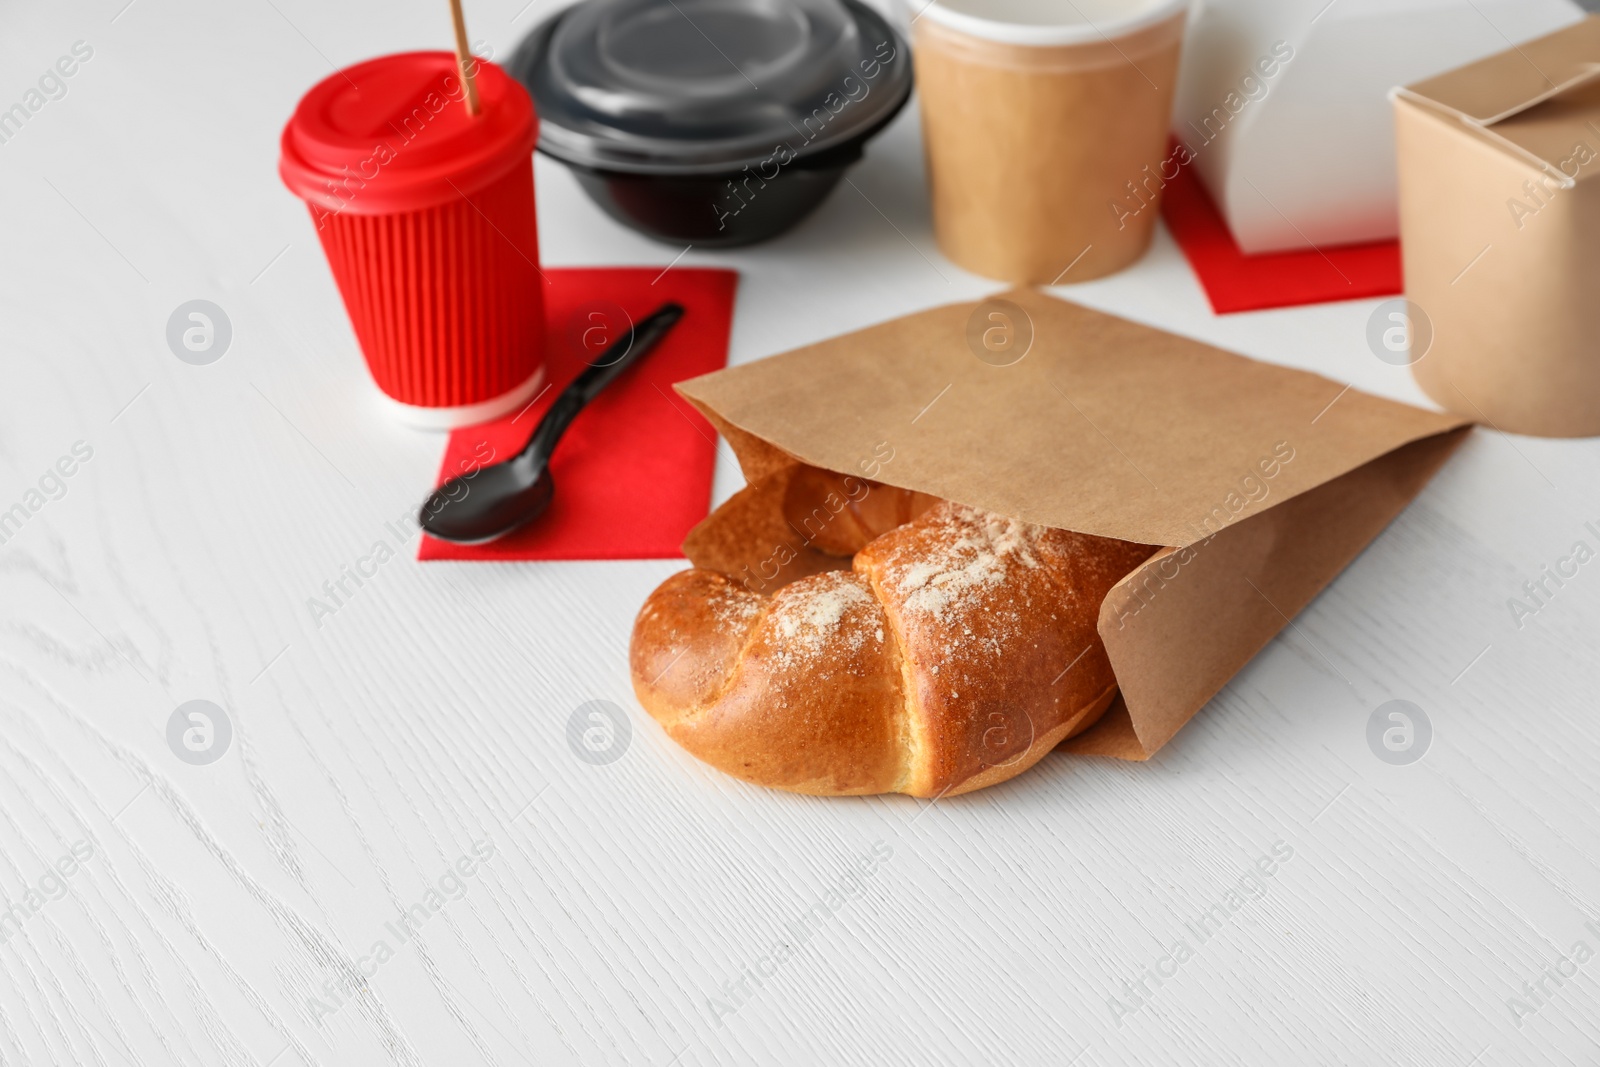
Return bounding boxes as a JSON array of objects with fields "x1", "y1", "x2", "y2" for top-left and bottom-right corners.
[
  {"x1": 674, "y1": 289, "x2": 1471, "y2": 761},
  {"x1": 1394, "y1": 15, "x2": 1600, "y2": 438}
]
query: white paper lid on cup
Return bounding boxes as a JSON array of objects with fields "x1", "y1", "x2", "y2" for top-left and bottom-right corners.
[{"x1": 916, "y1": 0, "x2": 1188, "y2": 47}]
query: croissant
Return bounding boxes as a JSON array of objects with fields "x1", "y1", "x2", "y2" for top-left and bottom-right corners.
[{"x1": 630, "y1": 497, "x2": 1154, "y2": 796}]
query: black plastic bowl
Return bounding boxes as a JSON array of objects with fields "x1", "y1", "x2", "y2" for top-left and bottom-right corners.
[
  {"x1": 507, "y1": 0, "x2": 912, "y2": 247},
  {"x1": 564, "y1": 134, "x2": 880, "y2": 248}
]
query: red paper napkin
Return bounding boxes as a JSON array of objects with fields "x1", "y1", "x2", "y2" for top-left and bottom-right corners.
[
  {"x1": 418, "y1": 266, "x2": 738, "y2": 561},
  {"x1": 1160, "y1": 152, "x2": 1402, "y2": 315}
]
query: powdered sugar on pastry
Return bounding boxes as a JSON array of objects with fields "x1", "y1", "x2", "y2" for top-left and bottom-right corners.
[
  {"x1": 889, "y1": 504, "x2": 1047, "y2": 625},
  {"x1": 766, "y1": 570, "x2": 877, "y2": 657},
  {"x1": 705, "y1": 579, "x2": 763, "y2": 631}
]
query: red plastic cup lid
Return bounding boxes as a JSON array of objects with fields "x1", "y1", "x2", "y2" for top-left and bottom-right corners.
[{"x1": 280, "y1": 51, "x2": 537, "y2": 214}]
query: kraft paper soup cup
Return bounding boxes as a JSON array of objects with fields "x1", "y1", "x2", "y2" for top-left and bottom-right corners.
[{"x1": 912, "y1": 0, "x2": 1188, "y2": 284}]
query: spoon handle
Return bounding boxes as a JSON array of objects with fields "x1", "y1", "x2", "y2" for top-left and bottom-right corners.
[{"x1": 522, "y1": 302, "x2": 685, "y2": 465}]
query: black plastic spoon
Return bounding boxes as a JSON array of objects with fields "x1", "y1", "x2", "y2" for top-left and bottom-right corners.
[{"x1": 419, "y1": 302, "x2": 685, "y2": 544}]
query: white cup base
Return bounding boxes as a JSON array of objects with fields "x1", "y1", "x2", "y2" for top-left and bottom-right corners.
[{"x1": 374, "y1": 366, "x2": 548, "y2": 431}]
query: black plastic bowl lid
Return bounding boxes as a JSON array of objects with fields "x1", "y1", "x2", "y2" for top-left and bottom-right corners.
[{"x1": 513, "y1": 0, "x2": 911, "y2": 175}]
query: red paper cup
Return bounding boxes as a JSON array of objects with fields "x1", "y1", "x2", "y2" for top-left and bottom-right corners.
[{"x1": 280, "y1": 52, "x2": 545, "y2": 428}]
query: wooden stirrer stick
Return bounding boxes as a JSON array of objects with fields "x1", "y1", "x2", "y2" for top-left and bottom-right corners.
[{"x1": 448, "y1": 0, "x2": 481, "y2": 116}]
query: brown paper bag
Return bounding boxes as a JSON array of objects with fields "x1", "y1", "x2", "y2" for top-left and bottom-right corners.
[{"x1": 675, "y1": 289, "x2": 1471, "y2": 760}]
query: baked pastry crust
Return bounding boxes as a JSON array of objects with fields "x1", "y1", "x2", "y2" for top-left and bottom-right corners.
[{"x1": 630, "y1": 500, "x2": 1153, "y2": 796}]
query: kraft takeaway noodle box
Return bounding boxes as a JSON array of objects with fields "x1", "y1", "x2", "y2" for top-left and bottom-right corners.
[{"x1": 1394, "y1": 16, "x2": 1600, "y2": 437}]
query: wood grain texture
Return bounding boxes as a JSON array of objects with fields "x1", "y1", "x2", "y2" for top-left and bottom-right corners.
[{"x1": 1, "y1": 1, "x2": 1598, "y2": 1064}]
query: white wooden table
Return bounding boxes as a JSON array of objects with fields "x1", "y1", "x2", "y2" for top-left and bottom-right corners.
[{"x1": 4, "y1": 2, "x2": 1599, "y2": 1064}]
